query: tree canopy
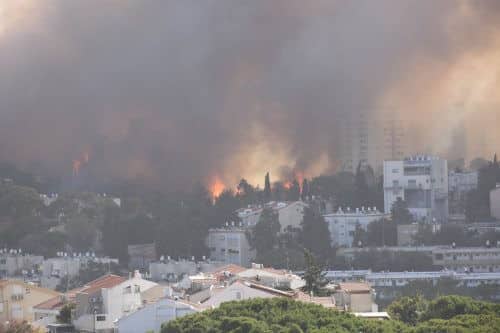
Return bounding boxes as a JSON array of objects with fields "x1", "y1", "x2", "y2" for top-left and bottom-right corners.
[{"x1": 162, "y1": 296, "x2": 500, "y2": 333}]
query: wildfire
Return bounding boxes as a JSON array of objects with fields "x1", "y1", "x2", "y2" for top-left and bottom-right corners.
[
  {"x1": 72, "y1": 151, "x2": 90, "y2": 176},
  {"x1": 72, "y1": 159, "x2": 81, "y2": 176},
  {"x1": 209, "y1": 176, "x2": 225, "y2": 198}
]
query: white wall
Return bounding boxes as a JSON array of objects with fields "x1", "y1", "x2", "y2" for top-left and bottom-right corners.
[{"x1": 117, "y1": 299, "x2": 197, "y2": 333}]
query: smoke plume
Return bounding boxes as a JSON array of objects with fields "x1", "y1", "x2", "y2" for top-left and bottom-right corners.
[{"x1": 1, "y1": 1, "x2": 499, "y2": 190}]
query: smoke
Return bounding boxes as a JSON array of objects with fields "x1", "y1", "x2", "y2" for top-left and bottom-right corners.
[{"x1": 0, "y1": 0, "x2": 499, "y2": 190}]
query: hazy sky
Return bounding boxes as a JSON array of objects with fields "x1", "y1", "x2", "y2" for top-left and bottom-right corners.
[{"x1": 1, "y1": 1, "x2": 499, "y2": 190}]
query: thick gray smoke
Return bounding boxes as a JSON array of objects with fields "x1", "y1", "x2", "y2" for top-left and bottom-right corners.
[{"x1": 1, "y1": 1, "x2": 500, "y2": 189}]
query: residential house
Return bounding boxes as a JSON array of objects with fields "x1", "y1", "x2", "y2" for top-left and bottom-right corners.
[
  {"x1": 115, "y1": 298, "x2": 198, "y2": 333},
  {"x1": 72, "y1": 272, "x2": 157, "y2": 333},
  {"x1": 333, "y1": 282, "x2": 377, "y2": 313},
  {"x1": 0, "y1": 279, "x2": 60, "y2": 323},
  {"x1": 236, "y1": 263, "x2": 305, "y2": 290}
]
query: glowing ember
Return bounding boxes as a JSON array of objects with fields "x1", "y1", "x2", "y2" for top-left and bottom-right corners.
[
  {"x1": 283, "y1": 181, "x2": 292, "y2": 190},
  {"x1": 209, "y1": 176, "x2": 225, "y2": 198}
]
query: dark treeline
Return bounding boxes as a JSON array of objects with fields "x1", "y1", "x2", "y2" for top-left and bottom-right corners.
[{"x1": 0, "y1": 161, "x2": 384, "y2": 266}]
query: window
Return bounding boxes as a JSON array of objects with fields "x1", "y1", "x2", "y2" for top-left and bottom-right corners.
[
  {"x1": 392, "y1": 169, "x2": 399, "y2": 173},
  {"x1": 96, "y1": 315, "x2": 106, "y2": 321},
  {"x1": 134, "y1": 285, "x2": 140, "y2": 293},
  {"x1": 235, "y1": 291, "x2": 242, "y2": 300}
]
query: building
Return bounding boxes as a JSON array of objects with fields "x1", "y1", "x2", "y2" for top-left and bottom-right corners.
[
  {"x1": 396, "y1": 224, "x2": 419, "y2": 246},
  {"x1": 115, "y1": 298, "x2": 198, "y2": 333},
  {"x1": 128, "y1": 243, "x2": 156, "y2": 271},
  {"x1": 72, "y1": 272, "x2": 157, "y2": 333},
  {"x1": 235, "y1": 263, "x2": 305, "y2": 290},
  {"x1": 0, "y1": 251, "x2": 43, "y2": 278},
  {"x1": 0, "y1": 279, "x2": 60, "y2": 323},
  {"x1": 338, "y1": 110, "x2": 406, "y2": 174},
  {"x1": 148, "y1": 258, "x2": 224, "y2": 282},
  {"x1": 41, "y1": 255, "x2": 119, "y2": 290},
  {"x1": 490, "y1": 185, "x2": 500, "y2": 220},
  {"x1": 332, "y1": 282, "x2": 377, "y2": 313},
  {"x1": 323, "y1": 207, "x2": 387, "y2": 247},
  {"x1": 200, "y1": 280, "x2": 294, "y2": 309},
  {"x1": 206, "y1": 226, "x2": 255, "y2": 267},
  {"x1": 237, "y1": 201, "x2": 308, "y2": 232},
  {"x1": 448, "y1": 170, "x2": 478, "y2": 216},
  {"x1": 432, "y1": 247, "x2": 500, "y2": 273},
  {"x1": 383, "y1": 155, "x2": 448, "y2": 223}
]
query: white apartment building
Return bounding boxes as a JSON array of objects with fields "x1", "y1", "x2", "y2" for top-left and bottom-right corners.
[
  {"x1": 432, "y1": 247, "x2": 500, "y2": 273},
  {"x1": 237, "y1": 201, "x2": 308, "y2": 232},
  {"x1": 448, "y1": 170, "x2": 478, "y2": 216},
  {"x1": 490, "y1": 185, "x2": 500, "y2": 220},
  {"x1": 41, "y1": 255, "x2": 119, "y2": 289},
  {"x1": 323, "y1": 207, "x2": 388, "y2": 247},
  {"x1": 206, "y1": 226, "x2": 255, "y2": 267},
  {"x1": 148, "y1": 258, "x2": 224, "y2": 282},
  {"x1": 383, "y1": 155, "x2": 448, "y2": 223},
  {"x1": 0, "y1": 251, "x2": 43, "y2": 278},
  {"x1": 73, "y1": 272, "x2": 157, "y2": 333}
]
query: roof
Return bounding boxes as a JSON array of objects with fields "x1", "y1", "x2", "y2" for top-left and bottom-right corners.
[
  {"x1": 338, "y1": 282, "x2": 371, "y2": 294},
  {"x1": 79, "y1": 274, "x2": 126, "y2": 294},
  {"x1": 0, "y1": 279, "x2": 60, "y2": 296},
  {"x1": 353, "y1": 312, "x2": 390, "y2": 319},
  {"x1": 211, "y1": 264, "x2": 246, "y2": 277},
  {"x1": 33, "y1": 296, "x2": 65, "y2": 311}
]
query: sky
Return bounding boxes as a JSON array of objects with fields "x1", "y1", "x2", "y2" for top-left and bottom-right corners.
[{"x1": 0, "y1": 0, "x2": 499, "y2": 190}]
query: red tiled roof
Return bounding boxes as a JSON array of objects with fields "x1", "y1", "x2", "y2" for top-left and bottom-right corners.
[
  {"x1": 34, "y1": 296, "x2": 65, "y2": 311},
  {"x1": 79, "y1": 274, "x2": 126, "y2": 294}
]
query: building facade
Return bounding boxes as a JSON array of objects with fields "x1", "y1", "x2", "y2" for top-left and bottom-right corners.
[
  {"x1": 432, "y1": 247, "x2": 500, "y2": 273},
  {"x1": 490, "y1": 185, "x2": 500, "y2": 220},
  {"x1": 448, "y1": 170, "x2": 478, "y2": 216},
  {"x1": 206, "y1": 227, "x2": 255, "y2": 267},
  {"x1": 116, "y1": 298, "x2": 198, "y2": 333},
  {"x1": 384, "y1": 155, "x2": 448, "y2": 223},
  {"x1": 323, "y1": 207, "x2": 387, "y2": 247},
  {"x1": 0, "y1": 280, "x2": 60, "y2": 323}
]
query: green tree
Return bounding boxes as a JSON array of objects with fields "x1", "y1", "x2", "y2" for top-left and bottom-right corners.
[
  {"x1": 249, "y1": 208, "x2": 281, "y2": 261},
  {"x1": 391, "y1": 198, "x2": 413, "y2": 224},
  {"x1": 56, "y1": 303, "x2": 76, "y2": 324},
  {"x1": 298, "y1": 208, "x2": 331, "y2": 261},
  {"x1": 302, "y1": 249, "x2": 327, "y2": 295},
  {"x1": 287, "y1": 179, "x2": 300, "y2": 201},
  {"x1": 300, "y1": 178, "x2": 309, "y2": 201},
  {"x1": 387, "y1": 295, "x2": 427, "y2": 325},
  {"x1": 264, "y1": 172, "x2": 271, "y2": 202},
  {"x1": 365, "y1": 218, "x2": 397, "y2": 246}
]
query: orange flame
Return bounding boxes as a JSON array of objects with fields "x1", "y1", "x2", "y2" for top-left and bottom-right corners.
[
  {"x1": 72, "y1": 160, "x2": 81, "y2": 176},
  {"x1": 209, "y1": 176, "x2": 225, "y2": 198},
  {"x1": 72, "y1": 151, "x2": 90, "y2": 176}
]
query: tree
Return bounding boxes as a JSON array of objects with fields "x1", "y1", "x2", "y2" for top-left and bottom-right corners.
[
  {"x1": 57, "y1": 303, "x2": 76, "y2": 324},
  {"x1": 365, "y1": 218, "x2": 397, "y2": 246},
  {"x1": 391, "y1": 198, "x2": 413, "y2": 224},
  {"x1": 300, "y1": 178, "x2": 309, "y2": 201},
  {"x1": 302, "y1": 249, "x2": 327, "y2": 295},
  {"x1": 287, "y1": 179, "x2": 300, "y2": 201},
  {"x1": 387, "y1": 295, "x2": 427, "y2": 326},
  {"x1": 264, "y1": 172, "x2": 271, "y2": 202},
  {"x1": 298, "y1": 207, "x2": 331, "y2": 261},
  {"x1": 249, "y1": 208, "x2": 281, "y2": 261}
]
